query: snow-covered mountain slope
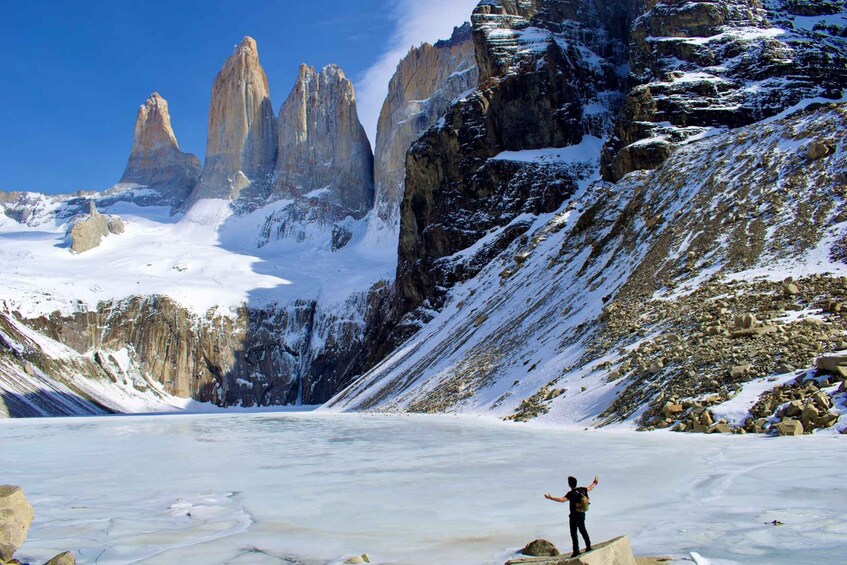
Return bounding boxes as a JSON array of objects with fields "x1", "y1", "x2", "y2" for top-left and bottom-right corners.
[
  {"x1": 0, "y1": 192, "x2": 395, "y2": 413},
  {"x1": 325, "y1": 102, "x2": 847, "y2": 434}
]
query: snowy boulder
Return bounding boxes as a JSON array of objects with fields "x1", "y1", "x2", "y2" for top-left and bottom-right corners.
[
  {"x1": 0, "y1": 485, "x2": 35, "y2": 562},
  {"x1": 507, "y1": 536, "x2": 637, "y2": 565},
  {"x1": 68, "y1": 203, "x2": 124, "y2": 254},
  {"x1": 343, "y1": 554, "x2": 371, "y2": 564},
  {"x1": 521, "y1": 539, "x2": 560, "y2": 556},
  {"x1": 44, "y1": 551, "x2": 76, "y2": 565}
]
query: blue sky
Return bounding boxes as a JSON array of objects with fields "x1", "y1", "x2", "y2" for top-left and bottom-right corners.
[{"x1": 0, "y1": 0, "x2": 479, "y2": 194}]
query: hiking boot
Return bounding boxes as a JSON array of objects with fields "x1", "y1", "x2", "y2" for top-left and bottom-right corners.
[
  {"x1": 571, "y1": 551, "x2": 581, "y2": 557},
  {"x1": 586, "y1": 545, "x2": 592, "y2": 551}
]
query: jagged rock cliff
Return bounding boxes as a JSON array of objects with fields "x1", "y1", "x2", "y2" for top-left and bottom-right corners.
[
  {"x1": 601, "y1": 0, "x2": 847, "y2": 180},
  {"x1": 187, "y1": 37, "x2": 278, "y2": 208},
  {"x1": 275, "y1": 64, "x2": 374, "y2": 223},
  {"x1": 372, "y1": 23, "x2": 478, "y2": 235},
  {"x1": 392, "y1": 0, "x2": 630, "y2": 325},
  {"x1": 113, "y1": 93, "x2": 201, "y2": 208}
]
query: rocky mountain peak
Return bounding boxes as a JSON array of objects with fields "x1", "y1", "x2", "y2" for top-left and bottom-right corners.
[
  {"x1": 115, "y1": 92, "x2": 201, "y2": 208},
  {"x1": 131, "y1": 92, "x2": 178, "y2": 151},
  {"x1": 273, "y1": 62, "x2": 373, "y2": 224},
  {"x1": 371, "y1": 22, "x2": 478, "y2": 235},
  {"x1": 185, "y1": 35, "x2": 278, "y2": 209}
]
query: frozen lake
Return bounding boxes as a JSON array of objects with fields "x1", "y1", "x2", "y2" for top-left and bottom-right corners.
[{"x1": 3, "y1": 412, "x2": 846, "y2": 564}]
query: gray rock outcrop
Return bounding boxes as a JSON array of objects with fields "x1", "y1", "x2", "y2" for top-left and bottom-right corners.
[
  {"x1": 274, "y1": 63, "x2": 374, "y2": 222},
  {"x1": 186, "y1": 37, "x2": 278, "y2": 208},
  {"x1": 112, "y1": 92, "x2": 201, "y2": 208},
  {"x1": 372, "y1": 23, "x2": 478, "y2": 233},
  {"x1": 0, "y1": 485, "x2": 34, "y2": 562},
  {"x1": 68, "y1": 201, "x2": 125, "y2": 254}
]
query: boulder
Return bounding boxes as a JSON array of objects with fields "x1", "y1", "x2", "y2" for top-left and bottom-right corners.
[
  {"x1": 506, "y1": 536, "x2": 637, "y2": 565},
  {"x1": 707, "y1": 423, "x2": 732, "y2": 434},
  {"x1": 783, "y1": 282, "x2": 800, "y2": 296},
  {"x1": 729, "y1": 364, "x2": 752, "y2": 379},
  {"x1": 0, "y1": 485, "x2": 35, "y2": 562},
  {"x1": 782, "y1": 400, "x2": 803, "y2": 418},
  {"x1": 344, "y1": 554, "x2": 371, "y2": 564},
  {"x1": 807, "y1": 141, "x2": 832, "y2": 160},
  {"x1": 522, "y1": 539, "x2": 560, "y2": 557},
  {"x1": 774, "y1": 419, "x2": 804, "y2": 436},
  {"x1": 817, "y1": 412, "x2": 839, "y2": 428},
  {"x1": 44, "y1": 552, "x2": 76, "y2": 565}
]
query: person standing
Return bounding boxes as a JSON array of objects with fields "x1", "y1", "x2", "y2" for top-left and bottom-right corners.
[{"x1": 544, "y1": 475, "x2": 599, "y2": 557}]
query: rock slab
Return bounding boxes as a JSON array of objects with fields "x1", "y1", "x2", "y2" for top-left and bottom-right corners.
[
  {"x1": 507, "y1": 536, "x2": 637, "y2": 565},
  {"x1": 0, "y1": 486, "x2": 35, "y2": 562}
]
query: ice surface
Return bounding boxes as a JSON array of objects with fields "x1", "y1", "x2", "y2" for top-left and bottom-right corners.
[{"x1": 3, "y1": 413, "x2": 845, "y2": 565}]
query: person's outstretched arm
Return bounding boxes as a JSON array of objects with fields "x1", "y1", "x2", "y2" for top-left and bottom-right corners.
[
  {"x1": 586, "y1": 476, "x2": 599, "y2": 492},
  {"x1": 544, "y1": 493, "x2": 567, "y2": 503}
]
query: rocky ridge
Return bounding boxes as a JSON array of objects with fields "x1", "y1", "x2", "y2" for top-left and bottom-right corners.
[
  {"x1": 389, "y1": 0, "x2": 631, "y2": 335},
  {"x1": 327, "y1": 101, "x2": 847, "y2": 436}
]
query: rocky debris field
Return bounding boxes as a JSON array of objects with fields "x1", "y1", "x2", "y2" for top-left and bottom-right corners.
[{"x1": 585, "y1": 274, "x2": 847, "y2": 433}]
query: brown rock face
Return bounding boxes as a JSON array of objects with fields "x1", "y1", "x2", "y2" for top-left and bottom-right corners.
[
  {"x1": 68, "y1": 201, "x2": 125, "y2": 254},
  {"x1": 373, "y1": 24, "x2": 478, "y2": 231},
  {"x1": 274, "y1": 64, "x2": 374, "y2": 221},
  {"x1": 187, "y1": 37, "x2": 278, "y2": 208},
  {"x1": 115, "y1": 93, "x2": 201, "y2": 207}
]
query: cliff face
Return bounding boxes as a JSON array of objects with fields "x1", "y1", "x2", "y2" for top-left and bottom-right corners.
[
  {"x1": 372, "y1": 24, "x2": 478, "y2": 235},
  {"x1": 392, "y1": 0, "x2": 630, "y2": 327},
  {"x1": 20, "y1": 286, "x2": 391, "y2": 410},
  {"x1": 601, "y1": 0, "x2": 847, "y2": 180},
  {"x1": 274, "y1": 64, "x2": 374, "y2": 223},
  {"x1": 187, "y1": 37, "x2": 278, "y2": 208},
  {"x1": 115, "y1": 93, "x2": 201, "y2": 208}
]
